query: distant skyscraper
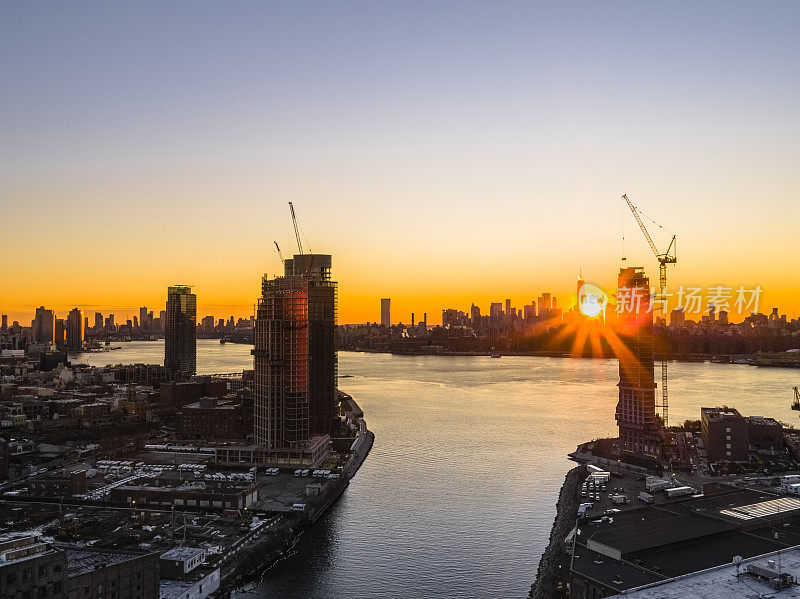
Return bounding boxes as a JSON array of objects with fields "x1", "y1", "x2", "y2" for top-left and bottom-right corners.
[
  {"x1": 32, "y1": 306, "x2": 55, "y2": 344},
  {"x1": 254, "y1": 254, "x2": 336, "y2": 464},
  {"x1": 505, "y1": 299, "x2": 511, "y2": 315},
  {"x1": 164, "y1": 285, "x2": 197, "y2": 375},
  {"x1": 54, "y1": 318, "x2": 66, "y2": 349},
  {"x1": 139, "y1": 307, "x2": 148, "y2": 332},
  {"x1": 615, "y1": 267, "x2": 662, "y2": 459},
  {"x1": 524, "y1": 303, "x2": 536, "y2": 323},
  {"x1": 470, "y1": 303, "x2": 481, "y2": 326},
  {"x1": 94, "y1": 312, "x2": 103, "y2": 332},
  {"x1": 66, "y1": 308, "x2": 84, "y2": 352},
  {"x1": 670, "y1": 307, "x2": 686, "y2": 326},
  {"x1": 489, "y1": 302, "x2": 503, "y2": 319},
  {"x1": 380, "y1": 298, "x2": 391, "y2": 328},
  {"x1": 1, "y1": 314, "x2": 7, "y2": 332}
]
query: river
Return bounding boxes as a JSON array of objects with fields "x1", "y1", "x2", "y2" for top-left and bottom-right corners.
[{"x1": 74, "y1": 340, "x2": 800, "y2": 598}]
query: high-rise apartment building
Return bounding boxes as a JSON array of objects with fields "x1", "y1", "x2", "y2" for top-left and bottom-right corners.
[
  {"x1": 139, "y1": 306, "x2": 149, "y2": 332},
  {"x1": 164, "y1": 285, "x2": 197, "y2": 375},
  {"x1": 380, "y1": 298, "x2": 391, "y2": 328},
  {"x1": 470, "y1": 303, "x2": 481, "y2": 326},
  {"x1": 1, "y1": 314, "x2": 7, "y2": 332},
  {"x1": 54, "y1": 319, "x2": 66, "y2": 349},
  {"x1": 615, "y1": 267, "x2": 662, "y2": 459},
  {"x1": 253, "y1": 254, "x2": 336, "y2": 466},
  {"x1": 66, "y1": 308, "x2": 84, "y2": 352},
  {"x1": 94, "y1": 312, "x2": 103, "y2": 332},
  {"x1": 32, "y1": 306, "x2": 55, "y2": 344}
]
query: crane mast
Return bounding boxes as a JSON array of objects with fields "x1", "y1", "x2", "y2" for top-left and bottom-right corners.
[
  {"x1": 622, "y1": 194, "x2": 677, "y2": 428},
  {"x1": 288, "y1": 202, "x2": 304, "y2": 255}
]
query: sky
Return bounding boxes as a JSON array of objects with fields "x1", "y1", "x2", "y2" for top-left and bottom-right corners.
[{"x1": 2, "y1": 1, "x2": 799, "y2": 325}]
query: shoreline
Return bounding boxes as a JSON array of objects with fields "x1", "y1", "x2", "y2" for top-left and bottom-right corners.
[
  {"x1": 528, "y1": 464, "x2": 587, "y2": 599},
  {"x1": 212, "y1": 394, "x2": 374, "y2": 598},
  {"x1": 338, "y1": 348, "x2": 770, "y2": 365}
]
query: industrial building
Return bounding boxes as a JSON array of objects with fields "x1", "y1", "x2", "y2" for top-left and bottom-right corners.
[
  {"x1": 615, "y1": 267, "x2": 663, "y2": 460},
  {"x1": 701, "y1": 406, "x2": 784, "y2": 462},
  {"x1": 28, "y1": 468, "x2": 87, "y2": 497},
  {"x1": 621, "y1": 546, "x2": 800, "y2": 598},
  {"x1": 109, "y1": 474, "x2": 258, "y2": 509},
  {"x1": 570, "y1": 486, "x2": 800, "y2": 598},
  {"x1": 179, "y1": 396, "x2": 250, "y2": 440},
  {"x1": 0, "y1": 535, "x2": 160, "y2": 599}
]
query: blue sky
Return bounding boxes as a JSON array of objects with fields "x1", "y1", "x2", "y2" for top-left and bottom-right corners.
[{"x1": 2, "y1": 1, "x2": 799, "y2": 322}]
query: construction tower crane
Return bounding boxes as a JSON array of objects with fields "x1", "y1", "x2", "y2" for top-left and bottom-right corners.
[
  {"x1": 273, "y1": 241, "x2": 285, "y2": 262},
  {"x1": 623, "y1": 194, "x2": 677, "y2": 428},
  {"x1": 288, "y1": 202, "x2": 305, "y2": 255}
]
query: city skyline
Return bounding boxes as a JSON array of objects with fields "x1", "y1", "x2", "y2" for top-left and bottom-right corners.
[
  {"x1": 2, "y1": 273, "x2": 794, "y2": 330},
  {"x1": 3, "y1": 3, "x2": 800, "y2": 324}
]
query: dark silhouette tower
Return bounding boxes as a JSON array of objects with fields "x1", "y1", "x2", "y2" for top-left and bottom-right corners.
[
  {"x1": 615, "y1": 267, "x2": 663, "y2": 459},
  {"x1": 164, "y1": 285, "x2": 197, "y2": 375}
]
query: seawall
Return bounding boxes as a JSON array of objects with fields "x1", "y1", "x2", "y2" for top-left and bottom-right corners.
[
  {"x1": 213, "y1": 400, "x2": 374, "y2": 597},
  {"x1": 528, "y1": 464, "x2": 587, "y2": 599}
]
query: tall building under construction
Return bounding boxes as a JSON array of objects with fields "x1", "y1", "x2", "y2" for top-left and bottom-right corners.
[
  {"x1": 615, "y1": 266, "x2": 663, "y2": 459},
  {"x1": 252, "y1": 253, "x2": 337, "y2": 465}
]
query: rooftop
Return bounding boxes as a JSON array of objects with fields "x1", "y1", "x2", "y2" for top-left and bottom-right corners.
[
  {"x1": 702, "y1": 406, "x2": 744, "y2": 420},
  {"x1": 622, "y1": 546, "x2": 800, "y2": 598},
  {"x1": 65, "y1": 548, "x2": 145, "y2": 577},
  {"x1": 160, "y1": 546, "x2": 204, "y2": 561}
]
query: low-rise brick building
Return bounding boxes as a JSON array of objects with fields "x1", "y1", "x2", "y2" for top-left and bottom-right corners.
[{"x1": 179, "y1": 397, "x2": 249, "y2": 440}]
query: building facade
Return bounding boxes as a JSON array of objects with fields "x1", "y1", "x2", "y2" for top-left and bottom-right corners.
[
  {"x1": 615, "y1": 267, "x2": 663, "y2": 459},
  {"x1": 164, "y1": 286, "x2": 197, "y2": 375},
  {"x1": 66, "y1": 308, "x2": 83, "y2": 352},
  {"x1": 180, "y1": 397, "x2": 249, "y2": 440},
  {"x1": 253, "y1": 254, "x2": 336, "y2": 462},
  {"x1": 32, "y1": 306, "x2": 55, "y2": 344},
  {"x1": 380, "y1": 298, "x2": 391, "y2": 328}
]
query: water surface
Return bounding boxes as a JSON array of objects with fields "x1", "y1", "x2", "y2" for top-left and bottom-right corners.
[{"x1": 76, "y1": 341, "x2": 800, "y2": 598}]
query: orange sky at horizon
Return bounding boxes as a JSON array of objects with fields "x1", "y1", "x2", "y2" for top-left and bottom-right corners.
[{"x1": 3, "y1": 258, "x2": 798, "y2": 327}]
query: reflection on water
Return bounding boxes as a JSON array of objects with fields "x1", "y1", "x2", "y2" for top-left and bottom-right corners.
[{"x1": 78, "y1": 341, "x2": 800, "y2": 598}]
